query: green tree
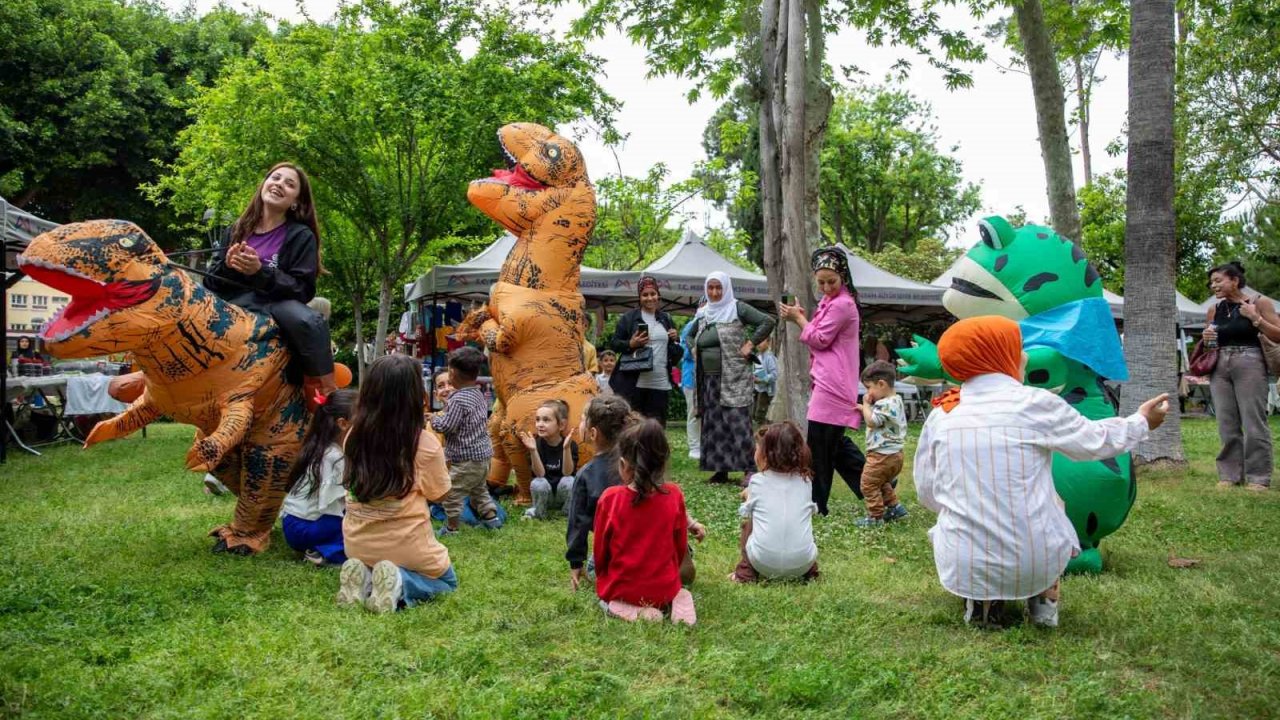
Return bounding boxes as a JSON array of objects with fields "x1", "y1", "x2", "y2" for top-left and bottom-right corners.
[
  {"x1": 571, "y1": 0, "x2": 987, "y2": 426},
  {"x1": 1214, "y1": 204, "x2": 1280, "y2": 300},
  {"x1": 0, "y1": 0, "x2": 268, "y2": 244},
  {"x1": 587, "y1": 163, "x2": 699, "y2": 270},
  {"x1": 864, "y1": 238, "x2": 962, "y2": 284},
  {"x1": 819, "y1": 85, "x2": 981, "y2": 253},
  {"x1": 989, "y1": 0, "x2": 1128, "y2": 186},
  {"x1": 1180, "y1": 0, "x2": 1280, "y2": 205},
  {"x1": 153, "y1": 0, "x2": 616, "y2": 368},
  {"x1": 1077, "y1": 168, "x2": 1222, "y2": 299}
]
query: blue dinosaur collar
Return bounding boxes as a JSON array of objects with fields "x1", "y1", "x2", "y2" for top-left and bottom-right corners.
[{"x1": 1019, "y1": 297, "x2": 1130, "y2": 381}]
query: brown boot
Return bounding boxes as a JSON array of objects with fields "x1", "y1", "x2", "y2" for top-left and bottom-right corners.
[{"x1": 303, "y1": 373, "x2": 339, "y2": 413}]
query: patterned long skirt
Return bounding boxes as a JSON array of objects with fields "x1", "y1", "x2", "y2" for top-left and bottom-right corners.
[{"x1": 698, "y1": 373, "x2": 757, "y2": 473}]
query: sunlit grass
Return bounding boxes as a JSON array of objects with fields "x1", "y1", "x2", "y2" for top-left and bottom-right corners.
[{"x1": 2, "y1": 418, "x2": 1278, "y2": 718}]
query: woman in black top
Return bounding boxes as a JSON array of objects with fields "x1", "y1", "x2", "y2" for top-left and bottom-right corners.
[
  {"x1": 609, "y1": 276, "x2": 683, "y2": 422},
  {"x1": 204, "y1": 163, "x2": 336, "y2": 410},
  {"x1": 1202, "y1": 262, "x2": 1280, "y2": 490}
]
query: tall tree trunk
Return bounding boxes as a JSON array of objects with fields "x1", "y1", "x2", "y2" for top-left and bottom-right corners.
[
  {"x1": 1016, "y1": 0, "x2": 1083, "y2": 244},
  {"x1": 374, "y1": 276, "x2": 395, "y2": 361},
  {"x1": 802, "y1": 0, "x2": 832, "y2": 252},
  {"x1": 1122, "y1": 0, "x2": 1183, "y2": 463},
  {"x1": 352, "y1": 299, "x2": 366, "y2": 381},
  {"x1": 1074, "y1": 56, "x2": 1094, "y2": 185}
]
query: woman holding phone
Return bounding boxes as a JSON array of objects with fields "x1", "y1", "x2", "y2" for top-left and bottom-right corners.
[
  {"x1": 610, "y1": 276, "x2": 683, "y2": 421},
  {"x1": 778, "y1": 247, "x2": 867, "y2": 515}
]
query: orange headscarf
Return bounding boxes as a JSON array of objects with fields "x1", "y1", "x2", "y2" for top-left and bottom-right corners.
[{"x1": 932, "y1": 316, "x2": 1024, "y2": 413}]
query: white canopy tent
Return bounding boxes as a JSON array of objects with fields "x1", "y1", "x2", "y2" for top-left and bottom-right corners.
[
  {"x1": 642, "y1": 231, "x2": 947, "y2": 322},
  {"x1": 403, "y1": 233, "x2": 640, "y2": 310},
  {"x1": 405, "y1": 230, "x2": 950, "y2": 322},
  {"x1": 640, "y1": 229, "x2": 771, "y2": 306}
]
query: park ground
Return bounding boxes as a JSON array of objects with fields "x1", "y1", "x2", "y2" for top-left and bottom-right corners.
[{"x1": 2, "y1": 417, "x2": 1279, "y2": 719}]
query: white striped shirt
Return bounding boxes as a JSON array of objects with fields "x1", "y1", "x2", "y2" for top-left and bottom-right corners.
[{"x1": 914, "y1": 373, "x2": 1149, "y2": 600}]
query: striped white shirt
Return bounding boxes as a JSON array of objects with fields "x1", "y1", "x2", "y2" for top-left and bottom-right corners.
[{"x1": 914, "y1": 373, "x2": 1149, "y2": 601}]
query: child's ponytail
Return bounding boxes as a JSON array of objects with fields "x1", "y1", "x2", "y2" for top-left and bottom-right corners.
[
  {"x1": 617, "y1": 418, "x2": 670, "y2": 504},
  {"x1": 286, "y1": 389, "x2": 357, "y2": 497}
]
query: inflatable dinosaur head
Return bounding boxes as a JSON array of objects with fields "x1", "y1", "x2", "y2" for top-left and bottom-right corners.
[
  {"x1": 943, "y1": 216, "x2": 1104, "y2": 320},
  {"x1": 468, "y1": 122, "x2": 590, "y2": 235},
  {"x1": 17, "y1": 220, "x2": 168, "y2": 357}
]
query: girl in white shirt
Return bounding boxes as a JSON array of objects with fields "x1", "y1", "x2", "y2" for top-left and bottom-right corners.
[
  {"x1": 730, "y1": 421, "x2": 820, "y2": 582},
  {"x1": 280, "y1": 389, "x2": 356, "y2": 566},
  {"x1": 915, "y1": 316, "x2": 1168, "y2": 628}
]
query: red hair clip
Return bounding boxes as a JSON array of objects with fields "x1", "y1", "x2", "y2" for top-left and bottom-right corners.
[{"x1": 313, "y1": 390, "x2": 329, "y2": 407}]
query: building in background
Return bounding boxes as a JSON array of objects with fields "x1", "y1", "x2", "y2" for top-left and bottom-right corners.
[{"x1": 6, "y1": 275, "x2": 69, "y2": 354}]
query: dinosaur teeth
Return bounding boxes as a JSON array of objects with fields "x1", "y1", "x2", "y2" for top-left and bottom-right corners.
[{"x1": 16, "y1": 256, "x2": 105, "y2": 285}]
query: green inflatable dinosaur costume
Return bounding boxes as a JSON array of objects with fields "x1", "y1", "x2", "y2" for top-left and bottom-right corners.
[{"x1": 899, "y1": 216, "x2": 1132, "y2": 573}]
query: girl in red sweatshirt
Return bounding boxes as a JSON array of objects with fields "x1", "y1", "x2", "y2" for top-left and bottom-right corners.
[{"x1": 593, "y1": 418, "x2": 696, "y2": 625}]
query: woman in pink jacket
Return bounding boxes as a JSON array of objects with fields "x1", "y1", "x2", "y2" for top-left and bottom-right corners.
[{"x1": 778, "y1": 247, "x2": 867, "y2": 515}]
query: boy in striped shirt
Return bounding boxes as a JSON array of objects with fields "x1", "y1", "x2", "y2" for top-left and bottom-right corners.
[{"x1": 432, "y1": 346, "x2": 502, "y2": 534}]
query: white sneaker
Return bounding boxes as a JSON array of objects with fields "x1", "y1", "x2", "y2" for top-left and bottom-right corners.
[
  {"x1": 203, "y1": 473, "x2": 229, "y2": 496},
  {"x1": 1027, "y1": 596, "x2": 1059, "y2": 628},
  {"x1": 367, "y1": 560, "x2": 404, "y2": 614},
  {"x1": 336, "y1": 559, "x2": 371, "y2": 609}
]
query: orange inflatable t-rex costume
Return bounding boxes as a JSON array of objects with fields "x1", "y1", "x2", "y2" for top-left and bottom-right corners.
[
  {"x1": 18, "y1": 220, "x2": 307, "y2": 554},
  {"x1": 461, "y1": 123, "x2": 598, "y2": 504}
]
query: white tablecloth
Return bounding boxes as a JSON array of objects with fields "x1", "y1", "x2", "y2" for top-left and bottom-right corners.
[{"x1": 65, "y1": 375, "x2": 128, "y2": 416}]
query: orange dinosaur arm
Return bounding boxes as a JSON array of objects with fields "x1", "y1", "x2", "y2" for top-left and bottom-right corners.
[
  {"x1": 185, "y1": 394, "x2": 255, "y2": 472},
  {"x1": 83, "y1": 396, "x2": 162, "y2": 449}
]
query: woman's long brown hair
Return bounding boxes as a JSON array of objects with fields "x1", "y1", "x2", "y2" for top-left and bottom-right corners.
[
  {"x1": 343, "y1": 355, "x2": 425, "y2": 502},
  {"x1": 230, "y1": 162, "x2": 322, "y2": 271}
]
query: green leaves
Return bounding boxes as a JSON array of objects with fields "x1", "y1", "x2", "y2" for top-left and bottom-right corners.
[
  {"x1": 155, "y1": 0, "x2": 615, "y2": 353},
  {"x1": 818, "y1": 85, "x2": 982, "y2": 253}
]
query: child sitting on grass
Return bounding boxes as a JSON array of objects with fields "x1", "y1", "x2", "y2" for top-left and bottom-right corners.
[
  {"x1": 730, "y1": 421, "x2": 819, "y2": 583},
  {"x1": 565, "y1": 395, "x2": 632, "y2": 590},
  {"x1": 281, "y1": 388, "x2": 357, "y2": 567},
  {"x1": 592, "y1": 418, "x2": 697, "y2": 625},
  {"x1": 338, "y1": 355, "x2": 456, "y2": 614},
  {"x1": 431, "y1": 346, "x2": 502, "y2": 535},
  {"x1": 855, "y1": 360, "x2": 908, "y2": 528},
  {"x1": 519, "y1": 399, "x2": 579, "y2": 520},
  {"x1": 915, "y1": 316, "x2": 1168, "y2": 628}
]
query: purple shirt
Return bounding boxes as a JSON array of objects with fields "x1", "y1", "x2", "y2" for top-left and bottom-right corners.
[
  {"x1": 799, "y1": 288, "x2": 861, "y2": 429},
  {"x1": 246, "y1": 224, "x2": 288, "y2": 271}
]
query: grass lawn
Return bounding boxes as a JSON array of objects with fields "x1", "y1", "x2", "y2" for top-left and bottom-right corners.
[{"x1": 2, "y1": 417, "x2": 1279, "y2": 719}]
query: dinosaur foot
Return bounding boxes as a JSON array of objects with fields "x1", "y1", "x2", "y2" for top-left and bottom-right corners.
[
  {"x1": 208, "y1": 526, "x2": 268, "y2": 556},
  {"x1": 211, "y1": 538, "x2": 254, "y2": 556},
  {"x1": 1065, "y1": 547, "x2": 1103, "y2": 575}
]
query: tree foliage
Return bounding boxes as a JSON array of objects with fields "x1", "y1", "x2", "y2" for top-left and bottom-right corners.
[
  {"x1": 702, "y1": 83, "x2": 980, "y2": 258},
  {"x1": 1078, "y1": 169, "x2": 1222, "y2": 300},
  {"x1": 587, "y1": 163, "x2": 699, "y2": 270},
  {"x1": 1180, "y1": 0, "x2": 1280, "y2": 205},
  {"x1": 819, "y1": 85, "x2": 981, "y2": 252},
  {"x1": 864, "y1": 237, "x2": 962, "y2": 284},
  {"x1": 153, "y1": 0, "x2": 616, "y2": 363},
  {"x1": 0, "y1": 0, "x2": 268, "y2": 243},
  {"x1": 1214, "y1": 204, "x2": 1280, "y2": 301}
]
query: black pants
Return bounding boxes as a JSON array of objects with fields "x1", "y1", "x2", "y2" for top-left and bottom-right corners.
[
  {"x1": 807, "y1": 419, "x2": 867, "y2": 515},
  {"x1": 627, "y1": 387, "x2": 670, "y2": 423},
  {"x1": 268, "y1": 300, "x2": 334, "y2": 378}
]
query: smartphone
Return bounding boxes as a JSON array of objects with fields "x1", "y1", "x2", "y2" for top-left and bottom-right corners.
[{"x1": 781, "y1": 293, "x2": 794, "y2": 305}]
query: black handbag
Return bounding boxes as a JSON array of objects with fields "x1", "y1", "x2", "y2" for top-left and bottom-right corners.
[{"x1": 618, "y1": 346, "x2": 654, "y2": 373}]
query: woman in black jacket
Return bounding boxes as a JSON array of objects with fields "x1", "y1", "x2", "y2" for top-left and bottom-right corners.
[
  {"x1": 204, "y1": 162, "x2": 335, "y2": 410},
  {"x1": 609, "y1": 276, "x2": 683, "y2": 421}
]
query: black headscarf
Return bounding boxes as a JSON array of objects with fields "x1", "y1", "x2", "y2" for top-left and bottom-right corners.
[{"x1": 811, "y1": 246, "x2": 858, "y2": 303}]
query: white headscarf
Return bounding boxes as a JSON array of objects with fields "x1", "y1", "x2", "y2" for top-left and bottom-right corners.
[{"x1": 702, "y1": 271, "x2": 738, "y2": 325}]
